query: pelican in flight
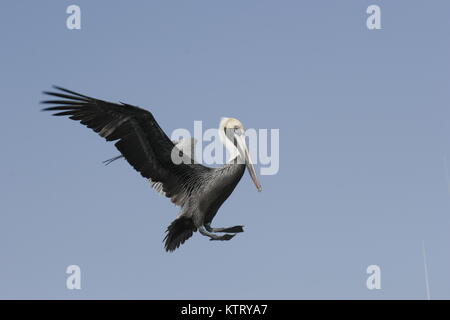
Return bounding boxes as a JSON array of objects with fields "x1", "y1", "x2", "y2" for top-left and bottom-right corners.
[{"x1": 42, "y1": 86, "x2": 262, "y2": 252}]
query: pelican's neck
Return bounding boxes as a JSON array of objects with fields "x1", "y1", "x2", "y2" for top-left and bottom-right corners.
[
  {"x1": 218, "y1": 125, "x2": 240, "y2": 163},
  {"x1": 227, "y1": 148, "x2": 241, "y2": 163}
]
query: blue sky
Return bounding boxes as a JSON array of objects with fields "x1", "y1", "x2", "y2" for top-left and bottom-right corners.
[{"x1": 1, "y1": 0, "x2": 450, "y2": 299}]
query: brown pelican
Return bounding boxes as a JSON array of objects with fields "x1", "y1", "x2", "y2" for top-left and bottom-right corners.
[{"x1": 42, "y1": 86, "x2": 262, "y2": 252}]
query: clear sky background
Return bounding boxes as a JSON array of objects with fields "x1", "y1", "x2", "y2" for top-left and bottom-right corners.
[{"x1": 1, "y1": 0, "x2": 450, "y2": 299}]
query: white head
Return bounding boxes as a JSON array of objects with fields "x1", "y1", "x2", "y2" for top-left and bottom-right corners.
[{"x1": 219, "y1": 117, "x2": 262, "y2": 192}]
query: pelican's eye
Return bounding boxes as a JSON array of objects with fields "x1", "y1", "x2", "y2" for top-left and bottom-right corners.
[{"x1": 234, "y1": 126, "x2": 243, "y2": 135}]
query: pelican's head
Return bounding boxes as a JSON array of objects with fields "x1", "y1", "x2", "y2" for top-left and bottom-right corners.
[{"x1": 219, "y1": 117, "x2": 262, "y2": 192}]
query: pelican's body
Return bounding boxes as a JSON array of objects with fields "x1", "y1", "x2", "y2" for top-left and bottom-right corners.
[
  {"x1": 183, "y1": 163, "x2": 246, "y2": 227},
  {"x1": 42, "y1": 87, "x2": 261, "y2": 251}
]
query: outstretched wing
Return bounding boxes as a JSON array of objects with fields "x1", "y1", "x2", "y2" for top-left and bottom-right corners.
[{"x1": 42, "y1": 86, "x2": 210, "y2": 206}]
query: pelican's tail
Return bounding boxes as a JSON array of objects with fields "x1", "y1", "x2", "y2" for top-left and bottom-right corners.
[{"x1": 164, "y1": 216, "x2": 196, "y2": 252}]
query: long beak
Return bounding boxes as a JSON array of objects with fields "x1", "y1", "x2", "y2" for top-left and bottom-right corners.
[{"x1": 236, "y1": 134, "x2": 262, "y2": 192}]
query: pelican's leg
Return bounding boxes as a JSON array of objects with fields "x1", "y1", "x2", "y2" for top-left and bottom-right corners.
[
  {"x1": 198, "y1": 226, "x2": 235, "y2": 241},
  {"x1": 204, "y1": 223, "x2": 244, "y2": 233}
]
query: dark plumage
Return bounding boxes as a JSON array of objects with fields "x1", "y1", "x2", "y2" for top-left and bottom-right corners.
[{"x1": 42, "y1": 86, "x2": 261, "y2": 252}]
